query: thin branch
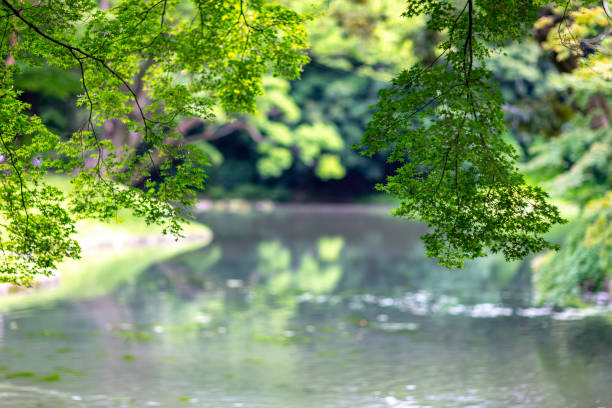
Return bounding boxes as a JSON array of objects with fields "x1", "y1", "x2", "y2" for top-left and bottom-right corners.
[
  {"x1": 1, "y1": 0, "x2": 152, "y2": 140},
  {"x1": 70, "y1": 49, "x2": 105, "y2": 179},
  {"x1": 160, "y1": 0, "x2": 167, "y2": 28},
  {"x1": 0, "y1": 132, "x2": 29, "y2": 238},
  {"x1": 0, "y1": 14, "x2": 10, "y2": 50},
  {"x1": 402, "y1": 83, "x2": 463, "y2": 121},
  {"x1": 448, "y1": 0, "x2": 469, "y2": 50},
  {"x1": 2, "y1": 0, "x2": 165, "y2": 182},
  {"x1": 434, "y1": 110, "x2": 467, "y2": 197},
  {"x1": 462, "y1": 0, "x2": 473, "y2": 82}
]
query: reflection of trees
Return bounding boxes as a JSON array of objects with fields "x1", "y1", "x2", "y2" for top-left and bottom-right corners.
[
  {"x1": 256, "y1": 238, "x2": 343, "y2": 295},
  {"x1": 535, "y1": 316, "x2": 612, "y2": 406},
  {"x1": 111, "y1": 212, "x2": 531, "y2": 335},
  {"x1": 194, "y1": 211, "x2": 428, "y2": 295},
  {"x1": 115, "y1": 246, "x2": 223, "y2": 302}
]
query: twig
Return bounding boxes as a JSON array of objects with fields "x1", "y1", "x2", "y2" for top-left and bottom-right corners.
[{"x1": 0, "y1": 131, "x2": 29, "y2": 238}]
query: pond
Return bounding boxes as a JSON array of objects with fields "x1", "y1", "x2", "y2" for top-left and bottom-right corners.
[{"x1": 1, "y1": 207, "x2": 611, "y2": 408}]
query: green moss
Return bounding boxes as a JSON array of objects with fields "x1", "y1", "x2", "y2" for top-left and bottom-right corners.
[
  {"x1": 5, "y1": 371, "x2": 36, "y2": 379},
  {"x1": 37, "y1": 374, "x2": 61, "y2": 382},
  {"x1": 114, "y1": 331, "x2": 154, "y2": 343}
]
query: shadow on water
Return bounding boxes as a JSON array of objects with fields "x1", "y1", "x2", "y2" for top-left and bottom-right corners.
[{"x1": 0, "y1": 208, "x2": 611, "y2": 407}]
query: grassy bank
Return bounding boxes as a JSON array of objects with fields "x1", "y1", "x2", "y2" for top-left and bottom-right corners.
[{"x1": 0, "y1": 176, "x2": 212, "y2": 311}]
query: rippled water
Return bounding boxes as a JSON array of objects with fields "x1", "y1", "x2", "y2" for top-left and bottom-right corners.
[{"x1": 1, "y1": 208, "x2": 611, "y2": 408}]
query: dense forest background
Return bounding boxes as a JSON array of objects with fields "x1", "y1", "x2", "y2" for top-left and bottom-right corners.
[{"x1": 12, "y1": 0, "x2": 612, "y2": 305}]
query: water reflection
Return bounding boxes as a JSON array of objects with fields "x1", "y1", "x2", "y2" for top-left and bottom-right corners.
[
  {"x1": 0, "y1": 208, "x2": 611, "y2": 408},
  {"x1": 125, "y1": 210, "x2": 523, "y2": 304}
]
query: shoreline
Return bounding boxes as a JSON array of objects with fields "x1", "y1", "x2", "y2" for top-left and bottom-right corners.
[{"x1": 0, "y1": 220, "x2": 212, "y2": 308}]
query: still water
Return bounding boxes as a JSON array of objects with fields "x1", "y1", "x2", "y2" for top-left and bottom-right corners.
[{"x1": 1, "y1": 207, "x2": 611, "y2": 408}]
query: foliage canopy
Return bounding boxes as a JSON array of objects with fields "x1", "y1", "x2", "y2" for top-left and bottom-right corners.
[
  {"x1": 360, "y1": 0, "x2": 573, "y2": 267},
  {"x1": 0, "y1": 0, "x2": 311, "y2": 284},
  {"x1": 4, "y1": 0, "x2": 606, "y2": 283}
]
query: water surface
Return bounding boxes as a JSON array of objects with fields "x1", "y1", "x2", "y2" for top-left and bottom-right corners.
[{"x1": 1, "y1": 208, "x2": 611, "y2": 408}]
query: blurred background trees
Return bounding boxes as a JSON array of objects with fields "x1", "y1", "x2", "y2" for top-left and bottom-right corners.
[
  {"x1": 16, "y1": 0, "x2": 429, "y2": 202},
  {"x1": 12, "y1": 0, "x2": 612, "y2": 304}
]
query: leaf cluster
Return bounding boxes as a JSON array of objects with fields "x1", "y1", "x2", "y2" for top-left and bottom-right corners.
[
  {"x1": 360, "y1": 0, "x2": 568, "y2": 267},
  {"x1": 0, "y1": 0, "x2": 311, "y2": 282}
]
